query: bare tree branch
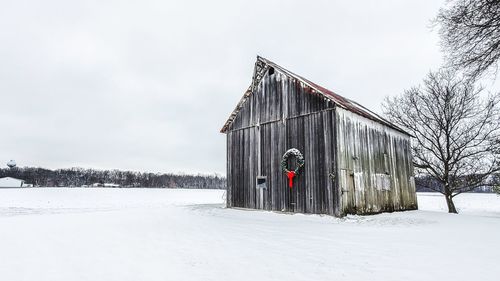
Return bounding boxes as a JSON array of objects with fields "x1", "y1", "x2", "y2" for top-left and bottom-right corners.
[
  {"x1": 383, "y1": 70, "x2": 500, "y2": 213},
  {"x1": 437, "y1": 0, "x2": 500, "y2": 78}
]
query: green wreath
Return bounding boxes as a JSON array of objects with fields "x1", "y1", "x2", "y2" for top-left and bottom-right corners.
[{"x1": 280, "y1": 148, "x2": 305, "y2": 174}]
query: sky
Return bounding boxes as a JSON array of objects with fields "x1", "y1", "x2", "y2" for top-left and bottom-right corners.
[{"x1": 0, "y1": 0, "x2": 497, "y2": 175}]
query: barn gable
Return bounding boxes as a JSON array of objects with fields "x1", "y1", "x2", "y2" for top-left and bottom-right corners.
[
  {"x1": 221, "y1": 57, "x2": 335, "y2": 133},
  {"x1": 223, "y1": 58, "x2": 338, "y2": 214}
]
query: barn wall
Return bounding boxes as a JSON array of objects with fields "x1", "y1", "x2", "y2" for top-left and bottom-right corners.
[
  {"x1": 226, "y1": 70, "x2": 339, "y2": 215},
  {"x1": 336, "y1": 108, "x2": 418, "y2": 215}
]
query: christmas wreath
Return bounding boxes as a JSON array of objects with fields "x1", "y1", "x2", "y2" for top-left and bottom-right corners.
[{"x1": 281, "y1": 148, "x2": 305, "y2": 188}]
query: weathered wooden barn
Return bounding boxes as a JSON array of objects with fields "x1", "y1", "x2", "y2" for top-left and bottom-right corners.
[{"x1": 221, "y1": 56, "x2": 418, "y2": 217}]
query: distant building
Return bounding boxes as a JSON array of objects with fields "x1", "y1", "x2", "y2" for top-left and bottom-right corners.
[
  {"x1": 0, "y1": 177, "x2": 25, "y2": 188},
  {"x1": 474, "y1": 186, "x2": 493, "y2": 193},
  {"x1": 90, "y1": 183, "x2": 120, "y2": 187}
]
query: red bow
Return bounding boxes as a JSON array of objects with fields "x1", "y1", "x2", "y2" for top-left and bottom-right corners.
[{"x1": 287, "y1": 171, "x2": 295, "y2": 188}]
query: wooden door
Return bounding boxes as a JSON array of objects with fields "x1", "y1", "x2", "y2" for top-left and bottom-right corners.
[
  {"x1": 340, "y1": 168, "x2": 355, "y2": 214},
  {"x1": 255, "y1": 125, "x2": 265, "y2": 210}
]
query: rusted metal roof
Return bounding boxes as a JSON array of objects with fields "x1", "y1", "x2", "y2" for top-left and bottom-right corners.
[{"x1": 220, "y1": 56, "x2": 410, "y2": 136}]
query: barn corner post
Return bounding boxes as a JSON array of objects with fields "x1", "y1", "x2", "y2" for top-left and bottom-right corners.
[
  {"x1": 332, "y1": 106, "x2": 343, "y2": 217},
  {"x1": 225, "y1": 131, "x2": 232, "y2": 208},
  {"x1": 408, "y1": 143, "x2": 418, "y2": 210}
]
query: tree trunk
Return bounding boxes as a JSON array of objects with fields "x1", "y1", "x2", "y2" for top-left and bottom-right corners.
[{"x1": 445, "y1": 194, "x2": 458, "y2": 214}]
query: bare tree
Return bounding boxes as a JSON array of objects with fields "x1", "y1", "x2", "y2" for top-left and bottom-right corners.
[
  {"x1": 383, "y1": 70, "x2": 500, "y2": 213},
  {"x1": 437, "y1": 0, "x2": 500, "y2": 78}
]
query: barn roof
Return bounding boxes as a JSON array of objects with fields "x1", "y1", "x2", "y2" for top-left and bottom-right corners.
[{"x1": 220, "y1": 56, "x2": 410, "y2": 135}]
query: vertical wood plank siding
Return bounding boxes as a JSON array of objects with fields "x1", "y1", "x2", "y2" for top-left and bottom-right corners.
[
  {"x1": 336, "y1": 108, "x2": 418, "y2": 215},
  {"x1": 226, "y1": 67, "x2": 417, "y2": 217},
  {"x1": 227, "y1": 71, "x2": 338, "y2": 215}
]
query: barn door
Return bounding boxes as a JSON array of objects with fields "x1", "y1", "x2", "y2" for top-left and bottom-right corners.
[
  {"x1": 340, "y1": 168, "x2": 355, "y2": 213},
  {"x1": 255, "y1": 125, "x2": 265, "y2": 210}
]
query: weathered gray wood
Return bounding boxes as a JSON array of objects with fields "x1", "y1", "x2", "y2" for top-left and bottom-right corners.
[
  {"x1": 224, "y1": 60, "x2": 417, "y2": 217},
  {"x1": 226, "y1": 70, "x2": 337, "y2": 215},
  {"x1": 336, "y1": 108, "x2": 418, "y2": 215}
]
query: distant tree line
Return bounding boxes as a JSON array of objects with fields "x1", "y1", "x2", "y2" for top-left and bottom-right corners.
[
  {"x1": 415, "y1": 174, "x2": 498, "y2": 193},
  {"x1": 0, "y1": 167, "x2": 226, "y2": 189}
]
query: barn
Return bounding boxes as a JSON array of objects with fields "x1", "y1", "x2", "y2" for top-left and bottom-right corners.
[{"x1": 221, "y1": 56, "x2": 418, "y2": 217}]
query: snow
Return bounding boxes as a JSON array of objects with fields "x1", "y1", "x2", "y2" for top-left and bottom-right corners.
[{"x1": 0, "y1": 189, "x2": 498, "y2": 281}]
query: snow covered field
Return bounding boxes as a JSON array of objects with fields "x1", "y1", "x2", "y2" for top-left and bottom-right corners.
[{"x1": 0, "y1": 189, "x2": 498, "y2": 281}]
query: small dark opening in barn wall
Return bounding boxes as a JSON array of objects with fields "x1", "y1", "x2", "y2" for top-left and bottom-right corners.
[
  {"x1": 268, "y1": 67, "x2": 275, "y2": 75},
  {"x1": 256, "y1": 176, "x2": 267, "y2": 189}
]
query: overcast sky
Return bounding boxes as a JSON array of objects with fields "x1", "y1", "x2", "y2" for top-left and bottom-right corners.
[{"x1": 1, "y1": 0, "x2": 497, "y2": 175}]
